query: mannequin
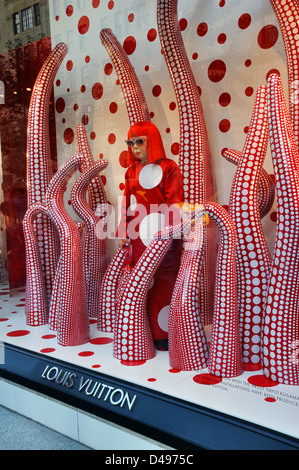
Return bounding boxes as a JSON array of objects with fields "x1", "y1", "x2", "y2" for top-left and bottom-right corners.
[{"x1": 117, "y1": 121, "x2": 184, "y2": 348}]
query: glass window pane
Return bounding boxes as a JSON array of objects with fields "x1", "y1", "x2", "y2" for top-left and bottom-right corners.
[
  {"x1": 34, "y1": 3, "x2": 41, "y2": 26},
  {"x1": 22, "y1": 7, "x2": 33, "y2": 32},
  {"x1": 12, "y1": 13, "x2": 20, "y2": 35}
]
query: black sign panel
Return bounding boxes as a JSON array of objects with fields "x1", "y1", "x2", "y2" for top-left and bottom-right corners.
[{"x1": 1, "y1": 342, "x2": 298, "y2": 450}]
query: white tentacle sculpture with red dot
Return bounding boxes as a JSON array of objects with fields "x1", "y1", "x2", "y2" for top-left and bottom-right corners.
[
  {"x1": 262, "y1": 73, "x2": 299, "y2": 385},
  {"x1": 26, "y1": 42, "x2": 67, "y2": 305},
  {"x1": 227, "y1": 85, "x2": 272, "y2": 366},
  {"x1": 46, "y1": 154, "x2": 89, "y2": 346},
  {"x1": 270, "y1": 0, "x2": 299, "y2": 148},
  {"x1": 71, "y1": 159, "x2": 109, "y2": 319},
  {"x1": 224, "y1": 149, "x2": 275, "y2": 219},
  {"x1": 23, "y1": 204, "x2": 49, "y2": 326},
  {"x1": 157, "y1": 0, "x2": 216, "y2": 326},
  {"x1": 169, "y1": 203, "x2": 242, "y2": 377},
  {"x1": 100, "y1": 28, "x2": 151, "y2": 125}
]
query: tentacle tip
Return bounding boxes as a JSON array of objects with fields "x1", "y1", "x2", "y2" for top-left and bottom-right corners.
[
  {"x1": 267, "y1": 72, "x2": 280, "y2": 85},
  {"x1": 153, "y1": 225, "x2": 173, "y2": 240},
  {"x1": 100, "y1": 28, "x2": 113, "y2": 38},
  {"x1": 54, "y1": 42, "x2": 68, "y2": 54}
]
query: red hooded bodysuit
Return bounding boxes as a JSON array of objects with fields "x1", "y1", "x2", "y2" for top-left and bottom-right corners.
[{"x1": 117, "y1": 122, "x2": 184, "y2": 343}]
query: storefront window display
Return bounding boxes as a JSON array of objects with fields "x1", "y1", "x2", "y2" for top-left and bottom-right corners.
[{"x1": 0, "y1": 0, "x2": 298, "y2": 449}]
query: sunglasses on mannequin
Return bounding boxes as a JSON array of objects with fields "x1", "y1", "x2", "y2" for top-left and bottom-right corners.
[{"x1": 125, "y1": 138, "x2": 146, "y2": 147}]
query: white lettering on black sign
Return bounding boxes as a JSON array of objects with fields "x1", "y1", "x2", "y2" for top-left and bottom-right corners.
[{"x1": 41, "y1": 365, "x2": 138, "y2": 411}]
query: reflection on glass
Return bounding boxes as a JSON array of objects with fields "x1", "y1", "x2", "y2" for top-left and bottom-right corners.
[{"x1": 0, "y1": 0, "x2": 55, "y2": 290}]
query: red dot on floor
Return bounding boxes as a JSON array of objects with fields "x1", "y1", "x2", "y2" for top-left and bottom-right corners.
[
  {"x1": 147, "y1": 378, "x2": 156, "y2": 382},
  {"x1": 40, "y1": 348, "x2": 56, "y2": 354},
  {"x1": 0, "y1": 318, "x2": 8, "y2": 322},
  {"x1": 265, "y1": 397, "x2": 276, "y2": 403},
  {"x1": 78, "y1": 351, "x2": 94, "y2": 357},
  {"x1": 169, "y1": 368, "x2": 181, "y2": 373},
  {"x1": 247, "y1": 374, "x2": 279, "y2": 387},
  {"x1": 7, "y1": 330, "x2": 30, "y2": 337},
  {"x1": 92, "y1": 364, "x2": 101, "y2": 369},
  {"x1": 89, "y1": 337, "x2": 113, "y2": 345},
  {"x1": 41, "y1": 334, "x2": 56, "y2": 339},
  {"x1": 193, "y1": 373, "x2": 222, "y2": 385}
]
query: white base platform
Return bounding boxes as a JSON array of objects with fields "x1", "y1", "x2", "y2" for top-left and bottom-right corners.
[{"x1": 0, "y1": 283, "x2": 298, "y2": 448}]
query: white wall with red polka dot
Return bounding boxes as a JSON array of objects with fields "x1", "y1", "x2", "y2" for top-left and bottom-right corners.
[{"x1": 49, "y1": 0, "x2": 287, "y2": 254}]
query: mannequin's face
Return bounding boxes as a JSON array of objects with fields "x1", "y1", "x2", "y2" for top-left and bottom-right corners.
[{"x1": 129, "y1": 135, "x2": 148, "y2": 164}]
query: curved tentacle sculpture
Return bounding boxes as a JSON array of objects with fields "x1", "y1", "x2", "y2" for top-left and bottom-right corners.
[
  {"x1": 46, "y1": 154, "x2": 89, "y2": 346},
  {"x1": 115, "y1": 264, "x2": 134, "y2": 321},
  {"x1": 270, "y1": 0, "x2": 299, "y2": 149},
  {"x1": 113, "y1": 218, "x2": 193, "y2": 363},
  {"x1": 76, "y1": 124, "x2": 109, "y2": 301},
  {"x1": 97, "y1": 248, "x2": 126, "y2": 332},
  {"x1": 157, "y1": 0, "x2": 214, "y2": 204},
  {"x1": 113, "y1": 235, "x2": 172, "y2": 362},
  {"x1": 71, "y1": 159, "x2": 109, "y2": 319},
  {"x1": 262, "y1": 73, "x2": 299, "y2": 385},
  {"x1": 169, "y1": 203, "x2": 241, "y2": 377},
  {"x1": 100, "y1": 28, "x2": 151, "y2": 125},
  {"x1": 224, "y1": 148, "x2": 275, "y2": 219},
  {"x1": 228, "y1": 85, "x2": 272, "y2": 366},
  {"x1": 206, "y1": 202, "x2": 242, "y2": 378},
  {"x1": 157, "y1": 0, "x2": 216, "y2": 326},
  {"x1": 26, "y1": 42, "x2": 67, "y2": 304},
  {"x1": 23, "y1": 203, "x2": 49, "y2": 326},
  {"x1": 76, "y1": 124, "x2": 108, "y2": 211}
]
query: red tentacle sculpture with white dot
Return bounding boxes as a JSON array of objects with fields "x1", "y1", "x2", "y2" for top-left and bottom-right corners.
[
  {"x1": 157, "y1": 0, "x2": 216, "y2": 326},
  {"x1": 100, "y1": 28, "x2": 151, "y2": 125},
  {"x1": 224, "y1": 149, "x2": 275, "y2": 219},
  {"x1": 76, "y1": 124, "x2": 109, "y2": 309},
  {"x1": 206, "y1": 202, "x2": 242, "y2": 378},
  {"x1": 98, "y1": 248, "x2": 126, "y2": 332},
  {"x1": 76, "y1": 124, "x2": 108, "y2": 213},
  {"x1": 157, "y1": 0, "x2": 214, "y2": 204},
  {"x1": 23, "y1": 204, "x2": 49, "y2": 326},
  {"x1": 26, "y1": 42, "x2": 67, "y2": 305},
  {"x1": 168, "y1": 214, "x2": 209, "y2": 371},
  {"x1": 71, "y1": 159, "x2": 109, "y2": 319},
  {"x1": 270, "y1": 0, "x2": 299, "y2": 148},
  {"x1": 227, "y1": 85, "x2": 272, "y2": 366},
  {"x1": 169, "y1": 203, "x2": 241, "y2": 377},
  {"x1": 113, "y1": 237, "x2": 172, "y2": 362},
  {"x1": 113, "y1": 219, "x2": 193, "y2": 363},
  {"x1": 46, "y1": 154, "x2": 89, "y2": 346},
  {"x1": 262, "y1": 73, "x2": 299, "y2": 385}
]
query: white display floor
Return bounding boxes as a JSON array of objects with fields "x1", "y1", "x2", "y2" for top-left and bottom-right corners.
[{"x1": 0, "y1": 283, "x2": 298, "y2": 445}]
